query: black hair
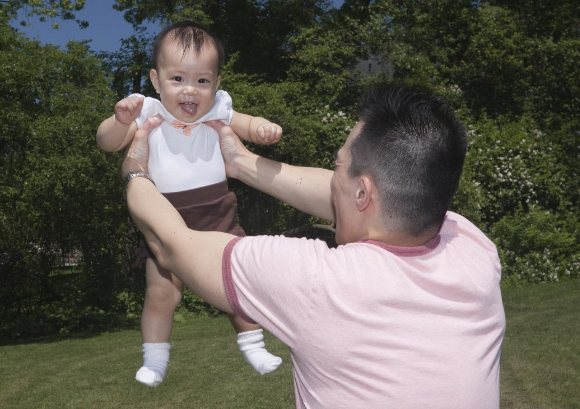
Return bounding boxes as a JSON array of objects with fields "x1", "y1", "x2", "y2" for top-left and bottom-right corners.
[
  {"x1": 349, "y1": 85, "x2": 467, "y2": 236},
  {"x1": 151, "y1": 21, "x2": 225, "y2": 72}
]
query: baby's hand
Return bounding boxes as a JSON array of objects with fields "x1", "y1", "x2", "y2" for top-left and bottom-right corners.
[
  {"x1": 256, "y1": 122, "x2": 283, "y2": 145},
  {"x1": 114, "y1": 95, "x2": 144, "y2": 125}
]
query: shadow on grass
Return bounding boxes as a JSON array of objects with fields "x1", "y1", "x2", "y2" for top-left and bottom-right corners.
[{"x1": 0, "y1": 314, "x2": 141, "y2": 347}]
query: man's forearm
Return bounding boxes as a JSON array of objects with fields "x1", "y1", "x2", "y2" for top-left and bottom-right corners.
[
  {"x1": 236, "y1": 153, "x2": 335, "y2": 222},
  {"x1": 125, "y1": 169, "x2": 235, "y2": 313},
  {"x1": 121, "y1": 116, "x2": 235, "y2": 314},
  {"x1": 210, "y1": 119, "x2": 335, "y2": 221}
]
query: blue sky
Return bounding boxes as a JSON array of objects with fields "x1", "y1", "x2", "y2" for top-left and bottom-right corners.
[
  {"x1": 14, "y1": 0, "x2": 343, "y2": 53},
  {"x1": 14, "y1": 0, "x2": 159, "y2": 52}
]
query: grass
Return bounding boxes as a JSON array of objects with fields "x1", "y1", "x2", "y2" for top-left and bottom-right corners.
[
  {"x1": 500, "y1": 279, "x2": 580, "y2": 408},
  {"x1": 0, "y1": 316, "x2": 295, "y2": 408},
  {"x1": 1, "y1": 280, "x2": 579, "y2": 408}
]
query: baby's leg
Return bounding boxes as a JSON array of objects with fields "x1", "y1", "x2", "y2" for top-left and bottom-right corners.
[
  {"x1": 229, "y1": 313, "x2": 282, "y2": 375},
  {"x1": 136, "y1": 258, "x2": 184, "y2": 387}
]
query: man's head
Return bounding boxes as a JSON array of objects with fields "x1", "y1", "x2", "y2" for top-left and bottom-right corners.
[
  {"x1": 335, "y1": 85, "x2": 467, "y2": 243},
  {"x1": 149, "y1": 22, "x2": 225, "y2": 123}
]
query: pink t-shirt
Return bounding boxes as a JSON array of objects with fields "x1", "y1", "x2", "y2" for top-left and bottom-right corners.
[{"x1": 223, "y1": 211, "x2": 505, "y2": 409}]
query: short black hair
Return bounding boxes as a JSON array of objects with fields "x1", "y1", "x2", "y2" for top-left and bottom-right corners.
[
  {"x1": 151, "y1": 21, "x2": 225, "y2": 72},
  {"x1": 349, "y1": 85, "x2": 467, "y2": 236}
]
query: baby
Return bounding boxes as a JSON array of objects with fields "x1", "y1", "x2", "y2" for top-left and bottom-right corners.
[{"x1": 96, "y1": 21, "x2": 282, "y2": 387}]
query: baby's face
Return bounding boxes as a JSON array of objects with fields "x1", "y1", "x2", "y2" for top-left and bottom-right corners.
[{"x1": 150, "y1": 39, "x2": 221, "y2": 123}]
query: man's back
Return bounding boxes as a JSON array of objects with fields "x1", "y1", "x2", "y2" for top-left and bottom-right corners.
[{"x1": 224, "y1": 211, "x2": 505, "y2": 408}]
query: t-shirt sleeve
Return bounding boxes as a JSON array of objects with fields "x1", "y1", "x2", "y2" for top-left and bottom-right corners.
[{"x1": 222, "y1": 235, "x2": 328, "y2": 348}]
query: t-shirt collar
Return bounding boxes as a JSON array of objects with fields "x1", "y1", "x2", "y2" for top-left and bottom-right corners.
[{"x1": 360, "y1": 235, "x2": 441, "y2": 257}]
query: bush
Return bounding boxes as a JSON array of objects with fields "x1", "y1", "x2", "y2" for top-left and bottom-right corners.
[
  {"x1": 452, "y1": 115, "x2": 580, "y2": 285},
  {"x1": 491, "y1": 208, "x2": 580, "y2": 283}
]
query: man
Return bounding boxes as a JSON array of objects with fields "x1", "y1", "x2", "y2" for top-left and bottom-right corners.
[{"x1": 122, "y1": 86, "x2": 505, "y2": 408}]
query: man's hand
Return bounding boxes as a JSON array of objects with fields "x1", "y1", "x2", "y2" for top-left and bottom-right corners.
[
  {"x1": 115, "y1": 95, "x2": 145, "y2": 126},
  {"x1": 208, "y1": 118, "x2": 335, "y2": 222},
  {"x1": 122, "y1": 115, "x2": 163, "y2": 179},
  {"x1": 207, "y1": 120, "x2": 256, "y2": 180}
]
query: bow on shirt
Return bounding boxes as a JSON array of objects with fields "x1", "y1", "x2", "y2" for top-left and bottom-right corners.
[{"x1": 171, "y1": 120, "x2": 199, "y2": 136}]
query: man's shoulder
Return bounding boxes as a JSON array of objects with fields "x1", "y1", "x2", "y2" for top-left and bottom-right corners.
[
  {"x1": 441, "y1": 211, "x2": 499, "y2": 257},
  {"x1": 442, "y1": 211, "x2": 487, "y2": 237},
  {"x1": 236, "y1": 234, "x2": 331, "y2": 250}
]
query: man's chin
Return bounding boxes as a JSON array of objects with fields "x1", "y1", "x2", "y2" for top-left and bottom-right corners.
[{"x1": 334, "y1": 232, "x2": 346, "y2": 246}]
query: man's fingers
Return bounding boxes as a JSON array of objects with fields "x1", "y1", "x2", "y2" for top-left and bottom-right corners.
[
  {"x1": 122, "y1": 115, "x2": 162, "y2": 177},
  {"x1": 206, "y1": 120, "x2": 243, "y2": 146},
  {"x1": 132, "y1": 114, "x2": 162, "y2": 158},
  {"x1": 205, "y1": 119, "x2": 224, "y2": 132},
  {"x1": 137, "y1": 115, "x2": 163, "y2": 137}
]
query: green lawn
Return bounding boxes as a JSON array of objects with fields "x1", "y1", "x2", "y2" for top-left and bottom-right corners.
[
  {"x1": 1, "y1": 280, "x2": 579, "y2": 408},
  {"x1": 0, "y1": 316, "x2": 294, "y2": 408},
  {"x1": 500, "y1": 279, "x2": 580, "y2": 408}
]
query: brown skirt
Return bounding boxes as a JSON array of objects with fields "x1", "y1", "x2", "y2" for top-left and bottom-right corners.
[{"x1": 133, "y1": 180, "x2": 245, "y2": 267}]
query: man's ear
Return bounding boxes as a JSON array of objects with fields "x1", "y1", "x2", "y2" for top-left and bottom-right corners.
[
  {"x1": 150, "y1": 69, "x2": 160, "y2": 94},
  {"x1": 356, "y1": 176, "x2": 374, "y2": 211}
]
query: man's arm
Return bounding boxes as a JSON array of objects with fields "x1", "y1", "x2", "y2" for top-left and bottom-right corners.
[
  {"x1": 123, "y1": 115, "x2": 235, "y2": 314},
  {"x1": 208, "y1": 121, "x2": 336, "y2": 222}
]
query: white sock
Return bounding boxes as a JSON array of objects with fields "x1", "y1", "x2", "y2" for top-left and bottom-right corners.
[
  {"x1": 237, "y1": 329, "x2": 282, "y2": 375},
  {"x1": 135, "y1": 343, "x2": 171, "y2": 387}
]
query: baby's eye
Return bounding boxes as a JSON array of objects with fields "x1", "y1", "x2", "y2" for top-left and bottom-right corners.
[
  {"x1": 198, "y1": 78, "x2": 209, "y2": 84},
  {"x1": 172, "y1": 76, "x2": 184, "y2": 82}
]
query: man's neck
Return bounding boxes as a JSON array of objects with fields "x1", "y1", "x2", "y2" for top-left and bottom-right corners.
[{"x1": 363, "y1": 225, "x2": 439, "y2": 248}]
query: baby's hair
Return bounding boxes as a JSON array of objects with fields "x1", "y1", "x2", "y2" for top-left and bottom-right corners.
[{"x1": 152, "y1": 21, "x2": 225, "y2": 72}]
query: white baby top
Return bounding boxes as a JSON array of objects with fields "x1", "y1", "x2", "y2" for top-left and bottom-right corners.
[{"x1": 131, "y1": 90, "x2": 233, "y2": 193}]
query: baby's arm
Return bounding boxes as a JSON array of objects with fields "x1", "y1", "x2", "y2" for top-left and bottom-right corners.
[
  {"x1": 229, "y1": 111, "x2": 282, "y2": 145},
  {"x1": 96, "y1": 95, "x2": 143, "y2": 152}
]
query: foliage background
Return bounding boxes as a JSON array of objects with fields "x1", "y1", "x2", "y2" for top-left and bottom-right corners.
[{"x1": 1, "y1": 0, "x2": 579, "y2": 339}]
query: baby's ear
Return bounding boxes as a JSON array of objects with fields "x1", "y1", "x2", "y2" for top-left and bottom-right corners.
[{"x1": 150, "y1": 69, "x2": 160, "y2": 93}]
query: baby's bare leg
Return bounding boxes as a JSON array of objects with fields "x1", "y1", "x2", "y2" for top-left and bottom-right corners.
[
  {"x1": 141, "y1": 258, "x2": 184, "y2": 342},
  {"x1": 136, "y1": 258, "x2": 184, "y2": 387}
]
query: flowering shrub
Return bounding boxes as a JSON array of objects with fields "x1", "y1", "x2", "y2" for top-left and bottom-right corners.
[
  {"x1": 453, "y1": 115, "x2": 580, "y2": 283},
  {"x1": 491, "y1": 208, "x2": 580, "y2": 284}
]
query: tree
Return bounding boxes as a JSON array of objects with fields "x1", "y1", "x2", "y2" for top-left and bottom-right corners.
[
  {"x1": 98, "y1": 27, "x2": 154, "y2": 98},
  {"x1": 2, "y1": 0, "x2": 579, "y2": 340},
  {"x1": 0, "y1": 19, "x2": 138, "y2": 338},
  {"x1": 0, "y1": 0, "x2": 87, "y2": 28},
  {"x1": 342, "y1": 0, "x2": 580, "y2": 282},
  {"x1": 112, "y1": 0, "x2": 333, "y2": 80}
]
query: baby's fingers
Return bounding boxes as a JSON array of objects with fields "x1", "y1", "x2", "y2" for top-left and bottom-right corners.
[
  {"x1": 257, "y1": 124, "x2": 283, "y2": 144},
  {"x1": 115, "y1": 96, "x2": 144, "y2": 123}
]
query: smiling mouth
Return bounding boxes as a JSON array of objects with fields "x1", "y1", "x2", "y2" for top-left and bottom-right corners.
[{"x1": 180, "y1": 102, "x2": 197, "y2": 116}]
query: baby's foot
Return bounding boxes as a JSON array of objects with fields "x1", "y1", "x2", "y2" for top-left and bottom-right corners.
[
  {"x1": 242, "y1": 348, "x2": 283, "y2": 375},
  {"x1": 137, "y1": 342, "x2": 170, "y2": 387},
  {"x1": 135, "y1": 366, "x2": 163, "y2": 387},
  {"x1": 237, "y1": 329, "x2": 282, "y2": 375}
]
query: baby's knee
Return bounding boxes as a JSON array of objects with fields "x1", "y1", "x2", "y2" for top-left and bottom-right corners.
[{"x1": 146, "y1": 282, "x2": 182, "y2": 308}]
